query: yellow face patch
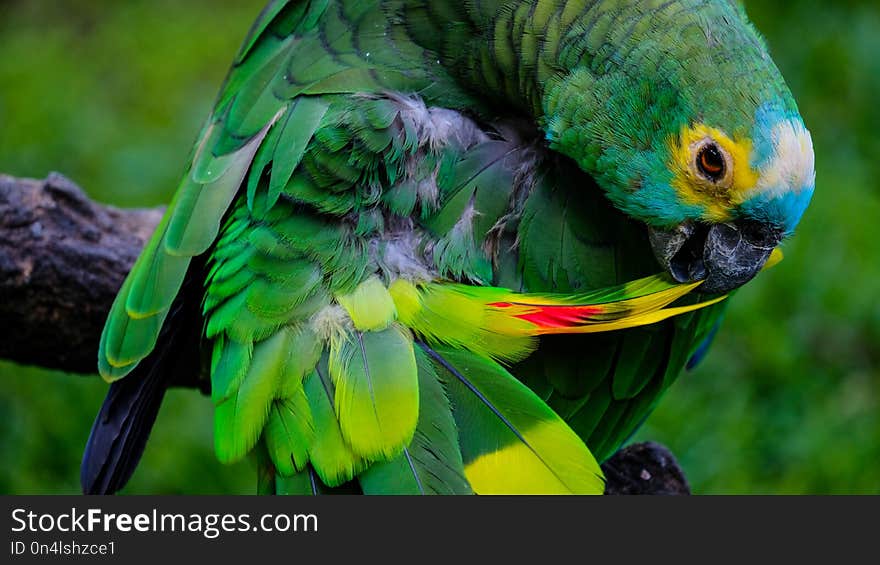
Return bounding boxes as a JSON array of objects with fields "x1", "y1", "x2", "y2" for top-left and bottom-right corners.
[{"x1": 667, "y1": 123, "x2": 759, "y2": 222}]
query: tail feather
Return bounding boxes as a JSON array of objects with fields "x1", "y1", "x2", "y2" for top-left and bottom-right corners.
[
  {"x1": 81, "y1": 348, "x2": 175, "y2": 494},
  {"x1": 391, "y1": 275, "x2": 726, "y2": 364},
  {"x1": 81, "y1": 269, "x2": 204, "y2": 495}
]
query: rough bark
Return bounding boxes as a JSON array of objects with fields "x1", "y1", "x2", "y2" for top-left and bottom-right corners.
[
  {"x1": 0, "y1": 173, "x2": 162, "y2": 373},
  {"x1": 0, "y1": 173, "x2": 690, "y2": 495},
  {"x1": 601, "y1": 441, "x2": 691, "y2": 495}
]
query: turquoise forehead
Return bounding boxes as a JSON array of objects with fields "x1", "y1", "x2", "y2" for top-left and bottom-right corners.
[
  {"x1": 750, "y1": 103, "x2": 800, "y2": 167},
  {"x1": 741, "y1": 103, "x2": 815, "y2": 234}
]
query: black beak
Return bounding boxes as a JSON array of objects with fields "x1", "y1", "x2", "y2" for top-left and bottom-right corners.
[{"x1": 649, "y1": 220, "x2": 783, "y2": 294}]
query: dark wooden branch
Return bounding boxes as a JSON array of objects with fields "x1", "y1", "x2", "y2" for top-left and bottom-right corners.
[
  {"x1": 0, "y1": 173, "x2": 162, "y2": 373},
  {"x1": 0, "y1": 173, "x2": 689, "y2": 494},
  {"x1": 601, "y1": 442, "x2": 691, "y2": 495}
]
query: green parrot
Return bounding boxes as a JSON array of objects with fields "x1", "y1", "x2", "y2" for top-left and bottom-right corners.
[{"x1": 82, "y1": 0, "x2": 815, "y2": 495}]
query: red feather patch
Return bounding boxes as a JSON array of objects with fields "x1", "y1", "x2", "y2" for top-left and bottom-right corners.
[{"x1": 490, "y1": 303, "x2": 604, "y2": 329}]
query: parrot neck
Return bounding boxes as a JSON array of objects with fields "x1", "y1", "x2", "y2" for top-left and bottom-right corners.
[
  {"x1": 401, "y1": 0, "x2": 691, "y2": 188},
  {"x1": 401, "y1": 0, "x2": 694, "y2": 142},
  {"x1": 402, "y1": 0, "x2": 795, "y2": 218}
]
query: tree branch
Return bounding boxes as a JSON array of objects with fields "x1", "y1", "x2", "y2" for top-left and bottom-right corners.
[
  {"x1": 0, "y1": 172, "x2": 690, "y2": 494},
  {"x1": 0, "y1": 173, "x2": 162, "y2": 373},
  {"x1": 601, "y1": 442, "x2": 691, "y2": 495}
]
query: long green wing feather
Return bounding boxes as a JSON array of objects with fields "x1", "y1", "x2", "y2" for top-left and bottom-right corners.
[{"x1": 422, "y1": 344, "x2": 604, "y2": 495}]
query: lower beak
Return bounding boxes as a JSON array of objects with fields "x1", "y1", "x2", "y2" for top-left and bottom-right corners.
[{"x1": 648, "y1": 221, "x2": 783, "y2": 294}]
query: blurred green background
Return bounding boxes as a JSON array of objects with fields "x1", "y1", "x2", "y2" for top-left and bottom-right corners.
[{"x1": 0, "y1": 0, "x2": 877, "y2": 494}]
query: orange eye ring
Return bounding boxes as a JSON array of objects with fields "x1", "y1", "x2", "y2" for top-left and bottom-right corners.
[{"x1": 697, "y1": 144, "x2": 726, "y2": 181}]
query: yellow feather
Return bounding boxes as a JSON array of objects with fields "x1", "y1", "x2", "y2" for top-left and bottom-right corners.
[
  {"x1": 336, "y1": 276, "x2": 397, "y2": 331},
  {"x1": 392, "y1": 275, "x2": 721, "y2": 362},
  {"x1": 531, "y1": 295, "x2": 727, "y2": 335},
  {"x1": 763, "y1": 248, "x2": 784, "y2": 271},
  {"x1": 391, "y1": 279, "x2": 536, "y2": 363},
  {"x1": 464, "y1": 419, "x2": 605, "y2": 495}
]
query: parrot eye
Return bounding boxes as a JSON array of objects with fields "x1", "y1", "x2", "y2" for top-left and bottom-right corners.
[{"x1": 697, "y1": 143, "x2": 726, "y2": 182}]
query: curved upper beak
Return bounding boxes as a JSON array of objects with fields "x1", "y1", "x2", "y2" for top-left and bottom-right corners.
[{"x1": 649, "y1": 221, "x2": 783, "y2": 294}]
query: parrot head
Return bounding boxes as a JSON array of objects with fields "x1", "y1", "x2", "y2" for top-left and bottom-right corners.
[
  {"x1": 642, "y1": 105, "x2": 815, "y2": 294},
  {"x1": 544, "y1": 6, "x2": 815, "y2": 294}
]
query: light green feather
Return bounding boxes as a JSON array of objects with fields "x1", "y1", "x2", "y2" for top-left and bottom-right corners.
[
  {"x1": 210, "y1": 336, "x2": 253, "y2": 405},
  {"x1": 329, "y1": 324, "x2": 419, "y2": 460},
  {"x1": 269, "y1": 96, "x2": 331, "y2": 207},
  {"x1": 214, "y1": 330, "x2": 290, "y2": 463},
  {"x1": 166, "y1": 121, "x2": 275, "y2": 256},
  {"x1": 359, "y1": 348, "x2": 471, "y2": 495},
  {"x1": 264, "y1": 390, "x2": 314, "y2": 476},
  {"x1": 303, "y1": 365, "x2": 368, "y2": 487},
  {"x1": 277, "y1": 324, "x2": 324, "y2": 398}
]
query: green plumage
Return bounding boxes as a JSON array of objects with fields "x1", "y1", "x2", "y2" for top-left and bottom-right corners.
[
  {"x1": 265, "y1": 392, "x2": 314, "y2": 475},
  {"x1": 88, "y1": 0, "x2": 805, "y2": 495},
  {"x1": 359, "y1": 348, "x2": 471, "y2": 495},
  {"x1": 427, "y1": 345, "x2": 604, "y2": 494},
  {"x1": 304, "y1": 363, "x2": 368, "y2": 487}
]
